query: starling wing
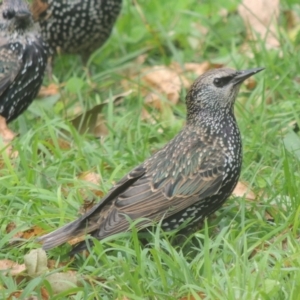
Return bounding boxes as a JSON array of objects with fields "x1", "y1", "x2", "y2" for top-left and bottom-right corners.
[
  {"x1": 0, "y1": 47, "x2": 21, "y2": 97},
  {"x1": 38, "y1": 133, "x2": 226, "y2": 251}
]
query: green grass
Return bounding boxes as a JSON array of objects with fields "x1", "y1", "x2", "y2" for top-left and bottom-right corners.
[{"x1": 1, "y1": 0, "x2": 300, "y2": 299}]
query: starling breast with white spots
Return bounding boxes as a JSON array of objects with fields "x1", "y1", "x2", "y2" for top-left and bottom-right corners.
[
  {"x1": 31, "y1": 0, "x2": 122, "y2": 63},
  {"x1": 0, "y1": 0, "x2": 48, "y2": 123},
  {"x1": 38, "y1": 67, "x2": 264, "y2": 254}
]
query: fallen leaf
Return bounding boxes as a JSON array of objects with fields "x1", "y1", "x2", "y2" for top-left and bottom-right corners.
[
  {"x1": 11, "y1": 226, "x2": 45, "y2": 242},
  {"x1": 142, "y1": 65, "x2": 189, "y2": 107},
  {"x1": 47, "y1": 260, "x2": 68, "y2": 270},
  {"x1": 232, "y1": 181, "x2": 256, "y2": 201},
  {"x1": 244, "y1": 77, "x2": 258, "y2": 90},
  {"x1": 181, "y1": 61, "x2": 215, "y2": 78},
  {"x1": 0, "y1": 259, "x2": 26, "y2": 276},
  {"x1": 122, "y1": 61, "x2": 215, "y2": 123},
  {"x1": 283, "y1": 131, "x2": 300, "y2": 161},
  {"x1": 77, "y1": 171, "x2": 101, "y2": 185},
  {"x1": 179, "y1": 291, "x2": 206, "y2": 300},
  {"x1": 24, "y1": 249, "x2": 48, "y2": 277},
  {"x1": 77, "y1": 171, "x2": 104, "y2": 202},
  {"x1": 78, "y1": 199, "x2": 96, "y2": 215},
  {"x1": 238, "y1": 0, "x2": 280, "y2": 49},
  {"x1": 46, "y1": 271, "x2": 79, "y2": 294},
  {"x1": 37, "y1": 83, "x2": 60, "y2": 98},
  {"x1": 6, "y1": 222, "x2": 17, "y2": 233},
  {"x1": 37, "y1": 287, "x2": 50, "y2": 300},
  {"x1": 7, "y1": 291, "x2": 23, "y2": 300},
  {"x1": 93, "y1": 114, "x2": 109, "y2": 137},
  {"x1": 70, "y1": 90, "x2": 132, "y2": 136},
  {"x1": 44, "y1": 138, "x2": 71, "y2": 152}
]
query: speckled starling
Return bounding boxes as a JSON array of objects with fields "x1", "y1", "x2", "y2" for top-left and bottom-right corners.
[
  {"x1": 38, "y1": 67, "x2": 264, "y2": 253},
  {"x1": 0, "y1": 0, "x2": 47, "y2": 139},
  {"x1": 31, "y1": 0, "x2": 123, "y2": 63}
]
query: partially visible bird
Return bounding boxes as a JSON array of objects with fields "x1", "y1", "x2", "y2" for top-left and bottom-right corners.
[
  {"x1": 31, "y1": 0, "x2": 123, "y2": 64},
  {"x1": 0, "y1": 0, "x2": 48, "y2": 145},
  {"x1": 38, "y1": 67, "x2": 264, "y2": 254}
]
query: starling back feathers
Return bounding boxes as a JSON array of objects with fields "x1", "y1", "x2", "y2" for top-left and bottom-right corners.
[
  {"x1": 0, "y1": 0, "x2": 47, "y2": 139},
  {"x1": 38, "y1": 67, "x2": 264, "y2": 253},
  {"x1": 31, "y1": 0, "x2": 123, "y2": 63}
]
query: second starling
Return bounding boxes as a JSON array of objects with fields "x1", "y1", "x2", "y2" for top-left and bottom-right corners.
[
  {"x1": 0, "y1": 0, "x2": 48, "y2": 144},
  {"x1": 31, "y1": 0, "x2": 123, "y2": 64},
  {"x1": 38, "y1": 67, "x2": 264, "y2": 253}
]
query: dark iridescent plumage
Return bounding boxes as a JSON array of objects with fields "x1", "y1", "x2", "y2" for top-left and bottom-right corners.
[
  {"x1": 31, "y1": 0, "x2": 122, "y2": 63},
  {"x1": 0, "y1": 0, "x2": 47, "y2": 124},
  {"x1": 38, "y1": 67, "x2": 264, "y2": 253}
]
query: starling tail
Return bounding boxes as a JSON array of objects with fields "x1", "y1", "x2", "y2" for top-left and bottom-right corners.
[
  {"x1": 0, "y1": 0, "x2": 48, "y2": 125},
  {"x1": 38, "y1": 67, "x2": 264, "y2": 253},
  {"x1": 31, "y1": 0, "x2": 122, "y2": 64}
]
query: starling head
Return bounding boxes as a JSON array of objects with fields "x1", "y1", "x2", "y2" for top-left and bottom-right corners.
[
  {"x1": 186, "y1": 67, "x2": 264, "y2": 123},
  {"x1": 0, "y1": 0, "x2": 33, "y2": 32}
]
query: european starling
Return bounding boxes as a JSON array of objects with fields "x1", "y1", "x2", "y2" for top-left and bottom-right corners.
[
  {"x1": 0, "y1": 0, "x2": 47, "y2": 142},
  {"x1": 31, "y1": 0, "x2": 123, "y2": 64},
  {"x1": 38, "y1": 67, "x2": 264, "y2": 253}
]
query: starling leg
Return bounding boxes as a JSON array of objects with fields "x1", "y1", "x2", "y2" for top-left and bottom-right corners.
[
  {"x1": 0, "y1": 116, "x2": 17, "y2": 157},
  {"x1": 46, "y1": 56, "x2": 53, "y2": 81}
]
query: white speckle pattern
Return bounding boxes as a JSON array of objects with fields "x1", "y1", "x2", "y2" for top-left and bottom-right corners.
[
  {"x1": 0, "y1": 0, "x2": 48, "y2": 122},
  {"x1": 35, "y1": 0, "x2": 122, "y2": 61}
]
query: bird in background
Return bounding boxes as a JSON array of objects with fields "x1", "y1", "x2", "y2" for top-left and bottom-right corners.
[
  {"x1": 0, "y1": 0, "x2": 48, "y2": 152},
  {"x1": 31, "y1": 0, "x2": 123, "y2": 65},
  {"x1": 38, "y1": 67, "x2": 264, "y2": 254}
]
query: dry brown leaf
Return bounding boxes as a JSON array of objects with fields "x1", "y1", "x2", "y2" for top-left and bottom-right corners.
[
  {"x1": 47, "y1": 260, "x2": 68, "y2": 270},
  {"x1": 37, "y1": 83, "x2": 60, "y2": 98},
  {"x1": 7, "y1": 291, "x2": 23, "y2": 300},
  {"x1": 232, "y1": 181, "x2": 256, "y2": 201},
  {"x1": 70, "y1": 90, "x2": 132, "y2": 136},
  {"x1": 44, "y1": 138, "x2": 71, "y2": 152},
  {"x1": 15, "y1": 226, "x2": 45, "y2": 241},
  {"x1": 238, "y1": 0, "x2": 280, "y2": 49},
  {"x1": 182, "y1": 61, "x2": 215, "y2": 78},
  {"x1": 71, "y1": 171, "x2": 104, "y2": 216},
  {"x1": 40, "y1": 287, "x2": 50, "y2": 300},
  {"x1": 244, "y1": 77, "x2": 258, "y2": 90},
  {"x1": 77, "y1": 171, "x2": 101, "y2": 185},
  {"x1": 77, "y1": 171, "x2": 103, "y2": 199},
  {"x1": 6, "y1": 222, "x2": 17, "y2": 234},
  {"x1": 0, "y1": 259, "x2": 26, "y2": 276},
  {"x1": 284, "y1": 10, "x2": 300, "y2": 30},
  {"x1": 142, "y1": 65, "x2": 189, "y2": 107},
  {"x1": 78, "y1": 199, "x2": 97, "y2": 215},
  {"x1": 93, "y1": 114, "x2": 109, "y2": 137}
]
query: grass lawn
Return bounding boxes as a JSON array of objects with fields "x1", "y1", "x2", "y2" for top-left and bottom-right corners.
[{"x1": 1, "y1": 0, "x2": 300, "y2": 299}]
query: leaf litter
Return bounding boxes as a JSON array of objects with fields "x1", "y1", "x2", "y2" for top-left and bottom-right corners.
[{"x1": 238, "y1": 0, "x2": 280, "y2": 50}]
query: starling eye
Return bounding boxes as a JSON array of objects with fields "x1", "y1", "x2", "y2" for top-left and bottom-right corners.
[
  {"x1": 3, "y1": 10, "x2": 15, "y2": 20},
  {"x1": 213, "y1": 78, "x2": 223, "y2": 87},
  {"x1": 213, "y1": 76, "x2": 233, "y2": 88}
]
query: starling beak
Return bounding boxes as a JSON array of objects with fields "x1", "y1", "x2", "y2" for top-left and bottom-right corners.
[
  {"x1": 231, "y1": 67, "x2": 265, "y2": 85},
  {"x1": 0, "y1": 0, "x2": 48, "y2": 149},
  {"x1": 31, "y1": 0, "x2": 122, "y2": 64},
  {"x1": 38, "y1": 67, "x2": 264, "y2": 253}
]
